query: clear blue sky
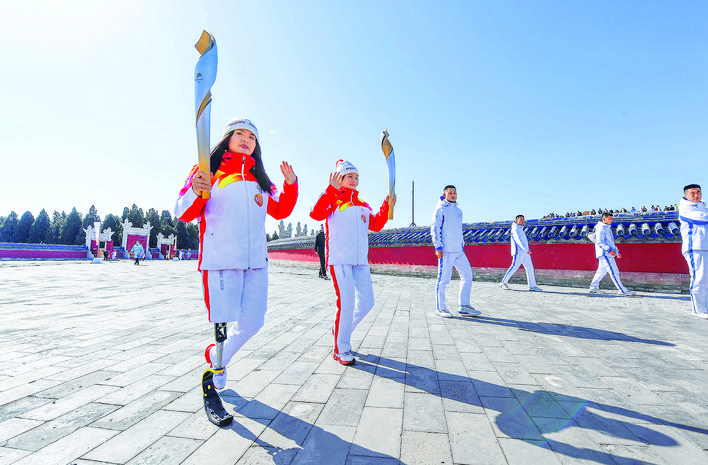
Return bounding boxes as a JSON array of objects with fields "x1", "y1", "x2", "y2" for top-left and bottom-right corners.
[{"x1": 1, "y1": 0, "x2": 706, "y2": 235}]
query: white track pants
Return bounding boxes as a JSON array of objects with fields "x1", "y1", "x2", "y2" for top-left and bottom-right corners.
[
  {"x1": 330, "y1": 264, "x2": 374, "y2": 356},
  {"x1": 684, "y1": 251, "x2": 708, "y2": 315},
  {"x1": 436, "y1": 251, "x2": 473, "y2": 311},
  {"x1": 202, "y1": 268, "x2": 268, "y2": 367},
  {"x1": 590, "y1": 255, "x2": 628, "y2": 292},
  {"x1": 500, "y1": 252, "x2": 537, "y2": 288}
]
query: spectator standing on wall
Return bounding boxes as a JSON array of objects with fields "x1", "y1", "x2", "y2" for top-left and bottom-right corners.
[
  {"x1": 678, "y1": 184, "x2": 708, "y2": 319},
  {"x1": 431, "y1": 185, "x2": 480, "y2": 318},
  {"x1": 499, "y1": 215, "x2": 542, "y2": 292},
  {"x1": 589, "y1": 213, "x2": 635, "y2": 296}
]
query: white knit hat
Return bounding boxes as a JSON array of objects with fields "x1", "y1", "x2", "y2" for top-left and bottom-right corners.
[
  {"x1": 335, "y1": 159, "x2": 358, "y2": 176},
  {"x1": 223, "y1": 117, "x2": 259, "y2": 140}
]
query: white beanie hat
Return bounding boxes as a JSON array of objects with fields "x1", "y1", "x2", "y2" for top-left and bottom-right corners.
[
  {"x1": 223, "y1": 117, "x2": 259, "y2": 140},
  {"x1": 335, "y1": 159, "x2": 358, "y2": 176}
]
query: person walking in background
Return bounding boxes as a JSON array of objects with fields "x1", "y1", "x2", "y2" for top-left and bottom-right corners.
[
  {"x1": 310, "y1": 160, "x2": 394, "y2": 365},
  {"x1": 314, "y1": 224, "x2": 329, "y2": 279},
  {"x1": 678, "y1": 183, "x2": 708, "y2": 319},
  {"x1": 431, "y1": 185, "x2": 480, "y2": 318},
  {"x1": 130, "y1": 241, "x2": 145, "y2": 265},
  {"x1": 499, "y1": 214, "x2": 542, "y2": 292},
  {"x1": 589, "y1": 212, "x2": 636, "y2": 296}
]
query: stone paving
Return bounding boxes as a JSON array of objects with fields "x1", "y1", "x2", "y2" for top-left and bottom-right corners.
[{"x1": 0, "y1": 260, "x2": 706, "y2": 465}]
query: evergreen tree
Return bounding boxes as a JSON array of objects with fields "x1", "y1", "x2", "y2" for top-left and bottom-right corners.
[
  {"x1": 78, "y1": 205, "x2": 101, "y2": 246},
  {"x1": 45, "y1": 211, "x2": 65, "y2": 244},
  {"x1": 271, "y1": 231, "x2": 279, "y2": 241},
  {"x1": 60, "y1": 208, "x2": 83, "y2": 245},
  {"x1": 121, "y1": 207, "x2": 130, "y2": 221},
  {"x1": 145, "y1": 208, "x2": 160, "y2": 247},
  {"x1": 82, "y1": 205, "x2": 101, "y2": 229},
  {"x1": 127, "y1": 204, "x2": 144, "y2": 228},
  {"x1": 12, "y1": 211, "x2": 34, "y2": 243},
  {"x1": 103, "y1": 214, "x2": 122, "y2": 245},
  {"x1": 28, "y1": 209, "x2": 50, "y2": 243},
  {"x1": 186, "y1": 222, "x2": 200, "y2": 249},
  {"x1": 174, "y1": 220, "x2": 189, "y2": 249},
  {"x1": 160, "y1": 210, "x2": 176, "y2": 239},
  {"x1": 0, "y1": 211, "x2": 18, "y2": 242}
]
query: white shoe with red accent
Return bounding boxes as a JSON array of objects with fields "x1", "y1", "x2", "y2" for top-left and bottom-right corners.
[
  {"x1": 205, "y1": 344, "x2": 227, "y2": 389},
  {"x1": 333, "y1": 351, "x2": 355, "y2": 365}
]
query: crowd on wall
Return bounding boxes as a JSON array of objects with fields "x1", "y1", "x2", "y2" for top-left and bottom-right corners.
[{"x1": 541, "y1": 204, "x2": 677, "y2": 220}]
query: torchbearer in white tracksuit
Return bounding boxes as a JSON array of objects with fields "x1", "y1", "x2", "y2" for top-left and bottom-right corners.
[
  {"x1": 175, "y1": 117, "x2": 299, "y2": 392},
  {"x1": 431, "y1": 185, "x2": 481, "y2": 318},
  {"x1": 499, "y1": 215, "x2": 542, "y2": 291},
  {"x1": 678, "y1": 183, "x2": 708, "y2": 319},
  {"x1": 589, "y1": 212, "x2": 636, "y2": 296},
  {"x1": 309, "y1": 160, "x2": 395, "y2": 365}
]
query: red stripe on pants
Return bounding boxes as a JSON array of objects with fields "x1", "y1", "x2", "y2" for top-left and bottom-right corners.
[{"x1": 329, "y1": 265, "x2": 342, "y2": 354}]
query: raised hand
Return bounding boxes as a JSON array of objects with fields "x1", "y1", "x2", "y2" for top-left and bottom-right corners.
[
  {"x1": 280, "y1": 161, "x2": 297, "y2": 185},
  {"x1": 329, "y1": 172, "x2": 343, "y2": 190}
]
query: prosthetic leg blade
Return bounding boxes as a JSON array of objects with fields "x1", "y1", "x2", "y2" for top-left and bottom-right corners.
[{"x1": 202, "y1": 368, "x2": 233, "y2": 426}]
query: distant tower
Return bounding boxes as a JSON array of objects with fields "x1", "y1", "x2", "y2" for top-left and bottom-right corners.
[{"x1": 410, "y1": 180, "x2": 416, "y2": 227}]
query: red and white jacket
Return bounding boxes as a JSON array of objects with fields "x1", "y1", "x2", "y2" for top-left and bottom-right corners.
[
  {"x1": 309, "y1": 185, "x2": 389, "y2": 266},
  {"x1": 174, "y1": 151, "x2": 297, "y2": 271}
]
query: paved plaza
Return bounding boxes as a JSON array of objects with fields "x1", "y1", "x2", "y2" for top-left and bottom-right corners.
[{"x1": 0, "y1": 260, "x2": 706, "y2": 465}]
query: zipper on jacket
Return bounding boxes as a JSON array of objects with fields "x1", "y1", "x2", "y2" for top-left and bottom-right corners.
[{"x1": 242, "y1": 156, "x2": 252, "y2": 269}]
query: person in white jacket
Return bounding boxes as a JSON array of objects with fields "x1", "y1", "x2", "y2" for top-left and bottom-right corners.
[
  {"x1": 309, "y1": 160, "x2": 394, "y2": 365},
  {"x1": 431, "y1": 185, "x2": 480, "y2": 318},
  {"x1": 678, "y1": 183, "x2": 708, "y2": 319},
  {"x1": 589, "y1": 212, "x2": 635, "y2": 296},
  {"x1": 175, "y1": 117, "x2": 298, "y2": 391},
  {"x1": 499, "y1": 215, "x2": 542, "y2": 291}
]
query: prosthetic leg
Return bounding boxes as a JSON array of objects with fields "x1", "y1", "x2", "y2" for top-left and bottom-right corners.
[{"x1": 202, "y1": 322, "x2": 233, "y2": 426}]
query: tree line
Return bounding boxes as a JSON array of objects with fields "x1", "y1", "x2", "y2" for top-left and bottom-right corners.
[{"x1": 0, "y1": 205, "x2": 200, "y2": 250}]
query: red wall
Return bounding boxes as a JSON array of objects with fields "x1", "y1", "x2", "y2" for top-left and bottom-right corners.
[{"x1": 269, "y1": 242, "x2": 688, "y2": 274}]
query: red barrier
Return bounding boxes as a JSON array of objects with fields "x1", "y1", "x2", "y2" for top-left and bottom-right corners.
[{"x1": 269, "y1": 242, "x2": 688, "y2": 274}]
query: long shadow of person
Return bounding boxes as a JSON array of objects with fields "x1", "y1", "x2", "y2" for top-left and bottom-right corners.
[
  {"x1": 470, "y1": 316, "x2": 674, "y2": 346},
  {"x1": 218, "y1": 389, "x2": 407, "y2": 464},
  {"x1": 351, "y1": 354, "x2": 707, "y2": 465}
]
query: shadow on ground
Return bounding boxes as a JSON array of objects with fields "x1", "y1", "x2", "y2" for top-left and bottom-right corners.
[
  {"x1": 351, "y1": 354, "x2": 706, "y2": 465},
  {"x1": 467, "y1": 316, "x2": 674, "y2": 346},
  {"x1": 220, "y1": 390, "x2": 406, "y2": 464}
]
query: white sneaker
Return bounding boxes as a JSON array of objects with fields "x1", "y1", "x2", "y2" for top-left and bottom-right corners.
[
  {"x1": 205, "y1": 344, "x2": 227, "y2": 389},
  {"x1": 435, "y1": 309, "x2": 453, "y2": 318},
  {"x1": 458, "y1": 305, "x2": 481, "y2": 317},
  {"x1": 588, "y1": 288, "x2": 601, "y2": 294},
  {"x1": 618, "y1": 290, "x2": 636, "y2": 296},
  {"x1": 213, "y1": 368, "x2": 227, "y2": 389},
  {"x1": 529, "y1": 287, "x2": 543, "y2": 292},
  {"x1": 499, "y1": 283, "x2": 510, "y2": 290},
  {"x1": 693, "y1": 312, "x2": 708, "y2": 320}
]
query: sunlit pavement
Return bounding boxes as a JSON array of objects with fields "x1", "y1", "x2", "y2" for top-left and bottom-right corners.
[{"x1": 0, "y1": 260, "x2": 706, "y2": 465}]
